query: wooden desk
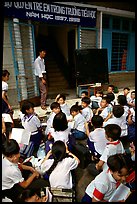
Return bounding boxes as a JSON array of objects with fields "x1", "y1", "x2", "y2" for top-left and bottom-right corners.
[{"x1": 78, "y1": 84, "x2": 102, "y2": 97}]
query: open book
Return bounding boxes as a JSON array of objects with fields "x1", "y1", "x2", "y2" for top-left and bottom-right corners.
[
  {"x1": 11, "y1": 128, "x2": 31, "y2": 145},
  {"x1": 108, "y1": 183, "x2": 131, "y2": 202}
]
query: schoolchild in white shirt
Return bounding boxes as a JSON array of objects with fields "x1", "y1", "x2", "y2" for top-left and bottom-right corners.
[
  {"x1": 45, "y1": 102, "x2": 61, "y2": 136},
  {"x1": 46, "y1": 112, "x2": 71, "y2": 154},
  {"x1": 127, "y1": 91, "x2": 135, "y2": 109},
  {"x1": 90, "y1": 90, "x2": 103, "y2": 109},
  {"x1": 81, "y1": 97, "x2": 93, "y2": 123},
  {"x1": 2, "y1": 139, "x2": 49, "y2": 202},
  {"x1": 20, "y1": 101, "x2": 43, "y2": 156},
  {"x1": 55, "y1": 94, "x2": 70, "y2": 118},
  {"x1": 37, "y1": 140, "x2": 80, "y2": 189},
  {"x1": 96, "y1": 124, "x2": 125, "y2": 172},
  {"x1": 117, "y1": 95, "x2": 130, "y2": 118},
  {"x1": 86, "y1": 115, "x2": 108, "y2": 159},
  {"x1": 82, "y1": 154, "x2": 132, "y2": 202},
  {"x1": 103, "y1": 105, "x2": 128, "y2": 138},
  {"x1": 70, "y1": 103, "x2": 87, "y2": 140},
  {"x1": 95, "y1": 97, "x2": 110, "y2": 120}
]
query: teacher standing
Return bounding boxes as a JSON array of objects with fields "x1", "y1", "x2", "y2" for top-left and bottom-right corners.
[{"x1": 34, "y1": 48, "x2": 48, "y2": 110}]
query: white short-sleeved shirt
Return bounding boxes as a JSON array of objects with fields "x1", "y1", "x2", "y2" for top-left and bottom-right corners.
[
  {"x1": 81, "y1": 106, "x2": 93, "y2": 122},
  {"x1": 49, "y1": 127, "x2": 71, "y2": 144},
  {"x1": 90, "y1": 96, "x2": 102, "y2": 107},
  {"x1": 100, "y1": 107, "x2": 110, "y2": 119},
  {"x1": 123, "y1": 105, "x2": 129, "y2": 118},
  {"x1": 103, "y1": 115, "x2": 128, "y2": 137},
  {"x1": 99, "y1": 140, "x2": 125, "y2": 171},
  {"x1": 73, "y1": 112, "x2": 86, "y2": 133},
  {"x1": 34, "y1": 56, "x2": 46, "y2": 78},
  {"x1": 2, "y1": 81, "x2": 8, "y2": 91},
  {"x1": 88, "y1": 128, "x2": 108, "y2": 155},
  {"x1": 40, "y1": 157, "x2": 79, "y2": 189},
  {"x1": 2, "y1": 156, "x2": 24, "y2": 190},
  {"x1": 85, "y1": 169, "x2": 118, "y2": 201},
  {"x1": 45, "y1": 112, "x2": 56, "y2": 135},
  {"x1": 60, "y1": 103, "x2": 70, "y2": 117},
  {"x1": 21, "y1": 114, "x2": 41, "y2": 134}
]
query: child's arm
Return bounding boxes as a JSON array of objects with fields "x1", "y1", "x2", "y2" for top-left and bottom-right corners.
[
  {"x1": 85, "y1": 122, "x2": 90, "y2": 136},
  {"x1": 19, "y1": 170, "x2": 40, "y2": 188},
  {"x1": 96, "y1": 160, "x2": 104, "y2": 171}
]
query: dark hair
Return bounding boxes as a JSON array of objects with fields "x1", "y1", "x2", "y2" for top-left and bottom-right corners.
[
  {"x1": 50, "y1": 102, "x2": 61, "y2": 110},
  {"x1": 53, "y1": 112, "x2": 68, "y2": 131},
  {"x1": 2, "y1": 69, "x2": 10, "y2": 77},
  {"x1": 81, "y1": 97, "x2": 91, "y2": 105},
  {"x1": 39, "y1": 48, "x2": 46, "y2": 53},
  {"x1": 81, "y1": 91, "x2": 88, "y2": 96},
  {"x1": 20, "y1": 101, "x2": 34, "y2": 115},
  {"x1": 131, "y1": 91, "x2": 135, "y2": 95},
  {"x1": 56, "y1": 94, "x2": 66, "y2": 101},
  {"x1": 107, "y1": 154, "x2": 132, "y2": 174},
  {"x1": 70, "y1": 103, "x2": 82, "y2": 113},
  {"x1": 46, "y1": 140, "x2": 67, "y2": 176},
  {"x1": 2, "y1": 139, "x2": 20, "y2": 157},
  {"x1": 117, "y1": 95, "x2": 127, "y2": 106},
  {"x1": 91, "y1": 115, "x2": 104, "y2": 128},
  {"x1": 123, "y1": 87, "x2": 130, "y2": 91},
  {"x1": 104, "y1": 124, "x2": 121, "y2": 140},
  {"x1": 16, "y1": 188, "x2": 41, "y2": 202},
  {"x1": 108, "y1": 84, "x2": 114, "y2": 90},
  {"x1": 113, "y1": 105, "x2": 124, "y2": 118},
  {"x1": 106, "y1": 93, "x2": 115, "y2": 103}
]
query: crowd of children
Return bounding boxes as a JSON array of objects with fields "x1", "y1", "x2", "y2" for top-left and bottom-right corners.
[{"x1": 2, "y1": 83, "x2": 135, "y2": 202}]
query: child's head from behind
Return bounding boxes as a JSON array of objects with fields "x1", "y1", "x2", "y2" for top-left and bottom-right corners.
[
  {"x1": 2, "y1": 139, "x2": 20, "y2": 163},
  {"x1": 91, "y1": 115, "x2": 104, "y2": 128},
  {"x1": 113, "y1": 105, "x2": 124, "y2": 118},
  {"x1": 81, "y1": 91, "x2": 88, "y2": 98},
  {"x1": 53, "y1": 112, "x2": 68, "y2": 131},
  {"x1": 117, "y1": 95, "x2": 127, "y2": 106},
  {"x1": 81, "y1": 97, "x2": 91, "y2": 108},
  {"x1": 17, "y1": 189, "x2": 42, "y2": 202},
  {"x1": 104, "y1": 124, "x2": 121, "y2": 141},
  {"x1": 56, "y1": 94, "x2": 66, "y2": 105},
  {"x1": 52, "y1": 140, "x2": 66, "y2": 161},
  {"x1": 106, "y1": 93, "x2": 115, "y2": 103},
  {"x1": 20, "y1": 101, "x2": 34, "y2": 115},
  {"x1": 50, "y1": 102, "x2": 61, "y2": 114},
  {"x1": 107, "y1": 154, "x2": 132, "y2": 183}
]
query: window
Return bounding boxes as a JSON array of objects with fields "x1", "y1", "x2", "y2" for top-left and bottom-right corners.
[
  {"x1": 102, "y1": 15, "x2": 110, "y2": 29},
  {"x1": 122, "y1": 19, "x2": 129, "y2": 31},
  {"x1": 111, "y1": 33, "x2": 128, "y2": 71},
  {"x1": 113, "y1": 17, "x2": 120, "y2": 30}
]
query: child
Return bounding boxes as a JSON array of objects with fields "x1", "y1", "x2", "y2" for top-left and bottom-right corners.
[
  {"x1": 96, "y1": 124, "x2": 125, "y2": 171},
  {"x1": 82, "y1": 153, "x2": 132, "y2": 202},
  {"x1": 90, "y1": 90, "x2": 103, "y2": 109},
  {"x1": 103, "y1": 105, "x2": 128, "y2": 138},
  {"x1": 95, "y1": 97, "x2": 110, "y2": 120},
  {"x1": 2, "y1": 139, "x2": 49, "y2": 202},
  {"x1": 127, "y1": 91, "x2": 135, "y2": 109},
  {"x1": 20, "y1": 101, "x2": 43, "y2": 157},
  {"x1": 81, "y1": 91, "x2": 88, "y2": 98},
  {"x1": 45, "y1": 102, "x2": 61, "y2": 136},
  {"x1": 117, "y1": 94, "x2": 129, "y2": 118},
  {"x1": 81, "y1": 97, "x2": 93, "y2": 123},
  {"x1": 127, "y1": 108, "x2": 135, "y2": 141},
  {"x1": 45, "y1": 112, "x2": 71, "y2": 153},
  {"x1": 55, "y1": 94, "x2": 70, "y2": 117},
  {"x1": 70, "y1": 103, "x2": 87, "y2": 140},
  {"x1": 123, "y1": 87, "x2": 130, "y2": 101},
  {"x1": 2, "y1": 70, "x2": 14, "y2": 125},
  {"x1": 37, "y1": 140, "x2": 80, "y2": 189},
  {"x1": 85, "y1": 115, "x2": 108, "y2": 159}
]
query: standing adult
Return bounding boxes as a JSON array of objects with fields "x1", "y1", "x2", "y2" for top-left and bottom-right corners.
[{"x1": 34, "y1": 48, "x2": 48, "y2": 110}]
